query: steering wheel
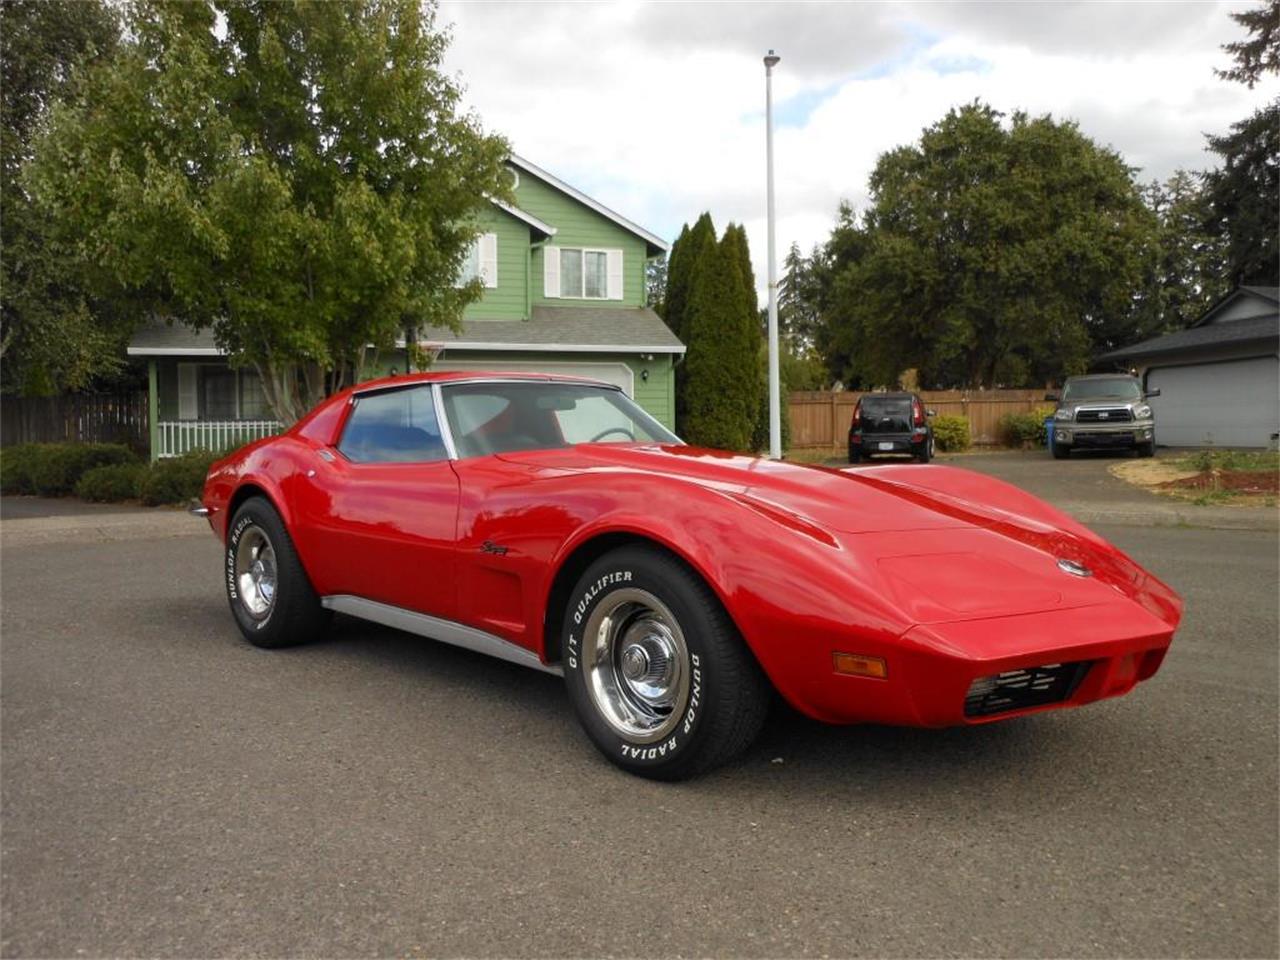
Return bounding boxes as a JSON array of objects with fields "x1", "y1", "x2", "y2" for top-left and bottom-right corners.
[{"x1": 589, "y1": 426, "x2": 636, "y2": 443}]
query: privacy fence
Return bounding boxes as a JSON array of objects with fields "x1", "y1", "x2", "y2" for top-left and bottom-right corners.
[
  {"x1": 789, "y1": 390, "x2": 1046, "y2": 450},
  {"x1": 0, "y1": 392, "x2": 150, "y2": 452}
]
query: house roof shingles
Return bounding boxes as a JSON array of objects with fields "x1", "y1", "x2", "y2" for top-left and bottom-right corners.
[
  {"x1": 1098, "y1": 312, "x2": 1279, "y2": 362},
  {"x1": 419, "y1": 306, "x2": 684, "y2": 354},
  {"x1": 128, "y1": 306, "x2": 684, "y2": 357}
]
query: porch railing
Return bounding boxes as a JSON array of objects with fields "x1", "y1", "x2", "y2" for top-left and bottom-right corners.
[{"x1": 156, "y1": 420, "x2": 282, "y2": 459}]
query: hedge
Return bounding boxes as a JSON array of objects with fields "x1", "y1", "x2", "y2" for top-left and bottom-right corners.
[
  {"x1": 1, "y1": 443, "x2": 139, "y2": 496},
  {"x1": 997, "y1": 406, "x2": 1057, "y2": 449},
  {"x1": 137, "y1": 450, "x2": 222, "y2": 506},
  {"x1": 2, "y1": 443, "x2": 222, "y2": 505},
  {"x1": 76, "y1": 463, "x2": 148, "y2": 502},
  {"x1": 931, "y1": 415, "x2": 971, "y2": 452}
]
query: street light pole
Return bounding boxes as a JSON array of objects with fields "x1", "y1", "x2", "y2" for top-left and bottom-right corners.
[{"x1": 764, "y1": 49, "x2": 782, "y2": 460}]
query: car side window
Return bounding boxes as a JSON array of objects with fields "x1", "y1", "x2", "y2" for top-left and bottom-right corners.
[{"x1": 338, "y1": 386, "x2": 447, "y2": 464}]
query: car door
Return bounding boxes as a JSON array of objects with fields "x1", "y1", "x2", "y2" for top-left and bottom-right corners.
[{"x1": 294, "y1": 383, "x2": 459, "y2": 619}]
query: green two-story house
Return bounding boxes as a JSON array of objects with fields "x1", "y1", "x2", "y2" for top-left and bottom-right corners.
[{"x1": 127, "y1": 155, "x2": 679, "y2": 458}]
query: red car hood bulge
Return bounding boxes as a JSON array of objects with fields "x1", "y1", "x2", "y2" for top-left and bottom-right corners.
[{"x1": 502, "y1": 443, "x2": 970, "y2": 534}]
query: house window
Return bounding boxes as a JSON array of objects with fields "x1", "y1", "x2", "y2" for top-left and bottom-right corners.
[
  {"x1": 201, "y1": 368, "x2": 237, "y2": 420},
  {"x1": 176, "y1": 363, "x2": 273, "y2": 420},
  {"x1": 455, "y1": 233, "x2": 497, "y2": 288},
  {"x1": 545, "y1": 246, "x2": 623, "y2": 300},
  {"x1": 559, "y1": 248, "x2": 608, "y2": 299},
  {"x1": 239, "y1": 370, "x2": 270, "y2": 418}
]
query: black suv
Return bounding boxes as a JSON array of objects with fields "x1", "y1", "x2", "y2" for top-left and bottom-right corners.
[{"x1": 848, "y1": 392, "x2": 934, "y2": 463}]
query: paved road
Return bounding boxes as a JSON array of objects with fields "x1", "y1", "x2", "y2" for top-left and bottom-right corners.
[{"x1": 2, "y1": 463, "x2": 1277, "y2": 957}]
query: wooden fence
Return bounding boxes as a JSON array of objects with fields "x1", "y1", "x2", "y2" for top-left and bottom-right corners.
[
  {"x1": 789, "y1": 389, "x2": 1047, "y2": 449},
  {"x1": 0, "y1": 392, "x2": 150, "y2": 452}
]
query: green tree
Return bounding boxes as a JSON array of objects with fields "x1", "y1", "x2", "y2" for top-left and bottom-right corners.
[
  {"x1": 645, "y1": 256, "x2": 667, "y2": 311},
  {"x1": 28, "y1": 0, "x2": 510, "y2": 422},
  {"x1": 1204, "y1": 4, "x2": 1279, "y2": 288},
  {"x1": 664, "y1": 212, "x2": 715, "y2": 429},
  {"x1": 1, "y1": 0, "x2": 124, "y2": 394},
  {"x1": 682, "y1": 223, "x2": 759, "y2": 451},
  {"x1": 1202, "y1": 104, "x2": 1279, "y2": 287},
  {"x1": 818, "y1": 103, "x2": 1156, "y2": 389},
  {"x1": 1139, "y1": 171, "x2": 1230, "y2": 332},
  {"x1": 1216, "y1": 0, "x2": 1279, "y2": 87}
]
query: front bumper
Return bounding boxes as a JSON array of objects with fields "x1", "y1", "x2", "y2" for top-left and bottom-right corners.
[
  {"x1": 787, "y1": 599, "x2": 1174, "y2": 727},
  {"x1": 1056, "y1": 420, "x2": 1154, "y2": 448}
]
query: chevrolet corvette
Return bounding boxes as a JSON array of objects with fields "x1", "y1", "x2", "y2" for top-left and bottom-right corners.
[{"x1": 196, "y1": 372, "x2": 1182, "y2": 779}]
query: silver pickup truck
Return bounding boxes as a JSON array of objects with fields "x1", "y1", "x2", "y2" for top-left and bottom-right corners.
[{"x1": 1046, "y1": 374, "x2": 1159, "y2": 459}]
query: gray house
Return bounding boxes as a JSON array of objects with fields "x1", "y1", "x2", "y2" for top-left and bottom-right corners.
[{"x1": 1099, "y1": 285, "x2": 1279, "y2": 448}]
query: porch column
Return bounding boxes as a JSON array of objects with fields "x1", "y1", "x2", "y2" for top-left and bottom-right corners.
[{"x1": 148, "y1": 360, "x2": 159, "y2": 462}]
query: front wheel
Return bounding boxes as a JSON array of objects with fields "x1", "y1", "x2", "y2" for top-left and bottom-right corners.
[
  {"x1": 1051, "y1": 442, "x2": 1069, "y2": 460},
  {"x1": 561, "y1": 545, "x2": 770, "y2": 780},
  {"x1": 226, "y1": 497, "x2": 330, "y2": 649},
  {"x1": 1137, "y1": 441, "x2": 1155, "y2": 458}
]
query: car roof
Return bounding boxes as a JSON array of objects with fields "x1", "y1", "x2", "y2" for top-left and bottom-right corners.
[
  {"x1": 351, "y1": 370, "x2": 617, "y2": 394},
  {"x1": 1065, "y1": 373, "x2": 1139, "y2": 381}
]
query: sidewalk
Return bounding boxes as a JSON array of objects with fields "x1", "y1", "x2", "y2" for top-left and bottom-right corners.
[{"x1": 0, "y1": 497, "x2": 209, "y2": 547}]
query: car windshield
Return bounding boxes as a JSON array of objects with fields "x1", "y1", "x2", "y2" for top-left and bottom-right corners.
[
  {"x1": 1063, "y1": 378, "x2": 1142, "y2": 402},
  {"x1": 441, "y1": 381, "x2": 681, "y2": 458}
]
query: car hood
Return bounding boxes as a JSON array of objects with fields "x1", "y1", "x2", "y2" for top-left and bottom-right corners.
[
  {"x1": 499, "y1": 444, "x2": 1005, "y2": 534},
  {"x1": 496, "y1": 444, "x2": 1181, "y2": 629}
]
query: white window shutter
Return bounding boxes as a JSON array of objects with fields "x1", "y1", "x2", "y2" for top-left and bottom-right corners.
[
  {"x1": 479, "y1": 233, "x2": 498, "y2": 288},
  {"x1": 178, "y1": 364, "x2": 198, "y2": 420},
  {"x1": 606, "y1": 249, "x2": 624, "y2": 300},
  {"x1": 544, "y1": 246, "x2": 560, "y2": 298}
]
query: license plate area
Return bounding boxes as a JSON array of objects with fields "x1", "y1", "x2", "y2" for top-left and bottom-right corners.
[{"x1": 878, "y1": 442, "x2": 895, "y2": 451}]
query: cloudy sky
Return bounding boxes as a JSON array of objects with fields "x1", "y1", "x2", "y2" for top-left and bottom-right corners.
[{"x1": 437, "y1": 0, "x2": 1277, "y2": 297}]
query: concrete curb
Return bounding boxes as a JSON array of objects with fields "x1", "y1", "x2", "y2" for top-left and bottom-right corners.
[{"x1": 0, "y1": 511, "x2": 210, "y2": 547}]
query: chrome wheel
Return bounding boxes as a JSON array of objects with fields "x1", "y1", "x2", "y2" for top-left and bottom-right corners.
[
  {"x1": 233, "y1": 524, "x2": 277, "y2": 620},
  {"x1": 582, "y1": 588, "x2": 690, "y2": 743}
]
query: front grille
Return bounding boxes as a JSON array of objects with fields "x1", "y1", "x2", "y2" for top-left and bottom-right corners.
[
  {"x1": 1075, "y1": 407, "x2": 1133, "y2": 423},
  {"x1": 1075, "y1": 432, "x2": 1135, "y2": 447},
  {"x1": 964, "y1": 661, "x2": 1092, "y2": 718}
]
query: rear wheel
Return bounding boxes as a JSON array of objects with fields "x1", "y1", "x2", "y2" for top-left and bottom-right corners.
[
  {"x1": 226, "y1": 497, "x2": 329, "y2": 649},
  {"x1": 915, "y1": 437, "x2": 933, "y2": 463},
  {"x1": 848, "y1": 445, "x2": 861, "y2": 464},
  {"x1": 1051, "y1": 442, "x2": 1069, "y2": 460},
  {"x1": 562, "y1": 545, "x2": 769, "y2": 780}
]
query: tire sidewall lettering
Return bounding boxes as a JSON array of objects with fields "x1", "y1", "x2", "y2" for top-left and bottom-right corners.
[
  {"x1": 227, "y1": 512, "x2": 274, "y2": 631},
  {"x1": 567, "y1": 566, "x2": 704, "y2": 767}
]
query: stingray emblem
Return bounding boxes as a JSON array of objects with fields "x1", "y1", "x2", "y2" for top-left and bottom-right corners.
[{"x1": 1057, "y1": 558, "x2": 1092, "y2": 578}]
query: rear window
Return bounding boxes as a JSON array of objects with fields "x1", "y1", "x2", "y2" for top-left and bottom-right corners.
[{"x1": 859, "y1": 396, "x2": 912, "y2": 431}]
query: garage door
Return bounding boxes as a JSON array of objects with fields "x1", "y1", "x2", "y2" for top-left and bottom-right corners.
[
  {"x1": 427, "y1": 359, "x2": 634, "y2": 396},
  {"x1": 1147, "y1": 356, "x2": 1279, "y2": 447}
]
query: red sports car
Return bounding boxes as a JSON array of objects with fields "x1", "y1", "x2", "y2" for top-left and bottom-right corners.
[{"x1": 197, "y1": 372, "x2": 1182, "y2": 779}]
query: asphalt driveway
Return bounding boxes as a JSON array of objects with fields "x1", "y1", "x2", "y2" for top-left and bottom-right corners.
[{"x1": 1, "y1": 465, "x2": 1277, "y2": 957}]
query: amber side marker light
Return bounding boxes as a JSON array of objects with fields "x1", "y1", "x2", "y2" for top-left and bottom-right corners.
[{"x1": 833, "y1": 652, "x2": 888, "y2": 679}]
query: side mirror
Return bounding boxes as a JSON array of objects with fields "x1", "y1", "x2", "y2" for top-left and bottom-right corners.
[
  {"x1": 926, "y1": 409, "x2": 936, "y2": 417},
  {"x1": 1145, "y1": 388, "x2": 1161, "y2": 399},
  {"x1": 1044, "y1": 392, "x2": 1059, "y2": 402}
]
